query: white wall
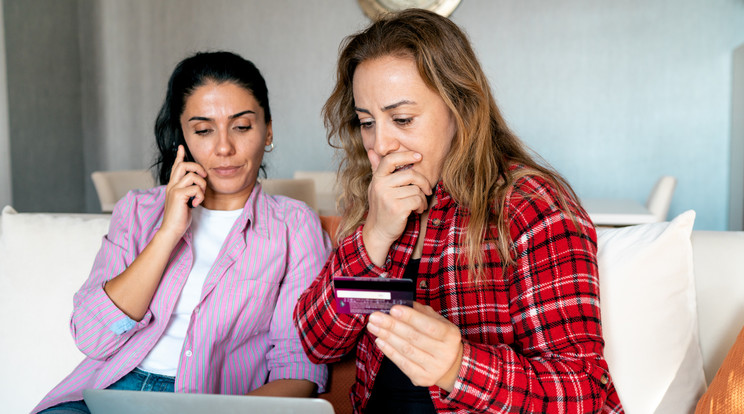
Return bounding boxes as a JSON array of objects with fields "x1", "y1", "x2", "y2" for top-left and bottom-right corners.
[
  {"x1": 7, "y1": 0, "x2": 744, "y2": 229},
  {"x1": 0, "y1": 0, "x2": 11, "y2": 210}
]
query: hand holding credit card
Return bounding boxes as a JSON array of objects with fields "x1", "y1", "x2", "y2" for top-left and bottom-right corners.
[{"x1": 334, "y1": 276, "x2": 414, "y2": 314}]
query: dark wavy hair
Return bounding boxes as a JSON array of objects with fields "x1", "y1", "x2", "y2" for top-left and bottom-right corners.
[{"x1": 153, "y1": 51, "x2": 271, "y2": 185}]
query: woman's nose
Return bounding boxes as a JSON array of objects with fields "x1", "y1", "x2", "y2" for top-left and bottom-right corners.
[
  {"x1": 373, "y1": 124, "x2": 399, "y2": 157},
  {"x1": 215, "y1": 129, "x2": 235, "y2": 155}
]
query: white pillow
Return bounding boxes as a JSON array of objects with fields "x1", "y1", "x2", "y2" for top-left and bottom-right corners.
[
  {"x1": 597, "y1": 210, "x2": 706, "y2": 414},
  {"x1": 0, "y1": 206, "x2": 111, "y2": 413}
]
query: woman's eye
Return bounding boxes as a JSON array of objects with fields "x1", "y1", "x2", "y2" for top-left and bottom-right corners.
[
  {"x1": 394, "y1": 117, "x2": 413, "y2": 126},
  {"x1": 194, "y1": 129, "x2": 211, "y2": 135},
  {"x1": 359, "y1": 120, "x2": 374, "y2": 129},
  {"x1": 235, "y1": 125, "x2": 252, "y2": 132}
]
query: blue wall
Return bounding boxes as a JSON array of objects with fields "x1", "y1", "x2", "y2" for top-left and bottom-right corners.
[
  {"x1": 455, "y1": 0, "x2": 744, "y2": 230},
  {"x1": 5, "y1": 0, "x2": 744, "y2": 230}
]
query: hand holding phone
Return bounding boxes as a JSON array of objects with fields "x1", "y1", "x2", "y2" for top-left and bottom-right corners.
[
  {"x1": 167, "y1": 145, "x2": 206, "y2": 210},
  {"x1": 179, "y1": 146, "x2": 197, "y2": 208},
  {"x1": 173, "y1": 144, "x2": 206, "y2": 209},
  {"x1": 158, "y1": 145, "x2": 207, "y2": 242}
]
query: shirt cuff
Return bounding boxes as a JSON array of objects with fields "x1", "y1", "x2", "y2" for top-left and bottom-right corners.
[
  {"x1": 440, "y1": 341, "x2": 502, "y2": 411},
  {"x1": 338, "y1": 225, "x2": 388, "y2": 278},
  {"x1": 267, "y1": 358, "x2": 329, "y2": 394},
  {"x1": 110, "y1": 316, "x2": 136, "y2": 335},
  {"x1": 77, "y1": 282, "x2": 152, "y2": 335}
]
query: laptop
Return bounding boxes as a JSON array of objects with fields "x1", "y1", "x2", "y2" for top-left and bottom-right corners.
[{"x1": 83, "y1": 389, "x2": 335, "y2": 414}]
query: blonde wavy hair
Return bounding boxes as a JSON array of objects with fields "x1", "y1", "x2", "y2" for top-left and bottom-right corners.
[{"x1": 324, "y1": 9, "x2": 580, "y2": 279}]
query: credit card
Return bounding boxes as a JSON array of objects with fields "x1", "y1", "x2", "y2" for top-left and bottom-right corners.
[{"x1": 334, "y1": 276, "x2": 414, "y2": 314}]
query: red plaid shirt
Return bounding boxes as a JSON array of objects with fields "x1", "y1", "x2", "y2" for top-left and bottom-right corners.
[{"x1": 294, "y1": 173, "x2": 624, "y2": 413}]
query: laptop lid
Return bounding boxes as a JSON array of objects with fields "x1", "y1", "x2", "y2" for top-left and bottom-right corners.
[{"x1": 83, "y1": 389, "x2": 335, "y2": 414}]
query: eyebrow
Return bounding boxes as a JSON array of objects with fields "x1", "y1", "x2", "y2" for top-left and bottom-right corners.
[
  {"x1": 354, "y1": 100, "x2": 416, "y2": 114},
  {"x1": 188, "y1": 110, "x2": 256, "y2": 122}
]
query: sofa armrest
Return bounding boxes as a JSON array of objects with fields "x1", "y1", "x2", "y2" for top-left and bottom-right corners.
[
  {"x1": 692, "y1": 230, "x2": 744, "y2": 384},
  {"x1": 0, "y1": 207, "x2": 111, "y2": 413}
]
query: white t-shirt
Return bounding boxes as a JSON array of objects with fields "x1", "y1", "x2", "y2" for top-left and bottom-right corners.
[{"x1": 138, "y1": 206, "x2": 242, "y2": 376}]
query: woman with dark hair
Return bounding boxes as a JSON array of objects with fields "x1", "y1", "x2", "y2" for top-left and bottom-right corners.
[
  {"x1": 34, "y1": 51, "x2": 330, "y2": 414},
  {"x1": 294, "y1": 9, "x2": 623, "y2": 413}
]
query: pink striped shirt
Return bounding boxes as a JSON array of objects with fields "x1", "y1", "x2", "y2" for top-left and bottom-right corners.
[{"x1": 33, "y1": 184, "x2": 331, "y2": 413}]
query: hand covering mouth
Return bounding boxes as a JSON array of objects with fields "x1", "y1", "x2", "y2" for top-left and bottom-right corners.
[{"x1": 393, "y1": 164, "x2": 413, "y2": 173}]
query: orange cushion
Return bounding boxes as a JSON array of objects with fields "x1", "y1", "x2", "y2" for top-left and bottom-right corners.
[
  {"x1": 319, "y1": 215, "x2": 342, "y2": 248},
  {"x1": 695, "y1": 324, "x2": 744, "y2": 413},
  {"x1": 318, "y1": 354, "x2": 356, "y2": 414},
  {"x1": 317, "y1": 215, "x2": 354, "y2": 413}
]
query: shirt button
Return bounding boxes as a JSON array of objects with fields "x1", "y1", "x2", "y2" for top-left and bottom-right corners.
[
  {"x1": 419, "y1": 280, "x2": 427, "y2": 289},
  {"x1": 600, "y1": 374, "x2": 609, "y2": 385},
  {"x1": 185, "y1": 350, "x2": 193, "y2": 357},
  {"x1": 432, "y1": 218, "x2": 441, "y2": 226}
]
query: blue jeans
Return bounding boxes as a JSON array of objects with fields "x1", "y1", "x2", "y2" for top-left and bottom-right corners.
[{"x1": 39, "y1": 368, "x2": 175, "y2": 413}]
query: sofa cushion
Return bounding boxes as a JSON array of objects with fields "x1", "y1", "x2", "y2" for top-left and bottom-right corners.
[
  {"x1": 691, "y1": 230, "x2": 744, "y2": 384},
  {"x1": 597, "y1": 210, "x2": 705, "y2": 413},
  {"x1": 0, "y1": 206, "x2": 111, "y2": 414}
]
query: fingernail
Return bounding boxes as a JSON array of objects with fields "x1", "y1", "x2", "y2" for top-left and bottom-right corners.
[
  {"x1": 369, "y1": 313, "x2": 381, "y2": 324},
  {"x1": 390, "y1": 306, "x2": 403, "y2": 318},
  {"x1": 367, "y1": 322, "x2": 379, "y2": 334},
  {"x1": 413, "y1": 153, "x2": 422, "y2": 160},
  {"x1": 375, "y1": 338, "x2": 386, "y2": 349}
]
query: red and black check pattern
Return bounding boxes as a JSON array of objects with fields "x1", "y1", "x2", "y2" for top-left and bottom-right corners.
[{"x1": 294, "y1": 172, "x2": 624, "y2": 413}]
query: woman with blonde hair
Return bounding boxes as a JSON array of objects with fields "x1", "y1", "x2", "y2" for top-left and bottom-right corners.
[{"x1": 294, "y1": 8, "x2": 623, "y2": 414}]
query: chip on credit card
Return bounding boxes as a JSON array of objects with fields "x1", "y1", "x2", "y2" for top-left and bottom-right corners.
[{"x1": 334, "y1": 276, "x2": 414, "y2": 314}]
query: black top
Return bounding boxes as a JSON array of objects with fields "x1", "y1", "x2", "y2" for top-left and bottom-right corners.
[{"x1": 365, "y1": 258, "x2": 437, "y2": 414}]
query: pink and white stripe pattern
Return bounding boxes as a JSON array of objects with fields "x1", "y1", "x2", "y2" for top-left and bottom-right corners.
[{"x1": 33, "y1": 184, "x2": 331, "y2": 413}]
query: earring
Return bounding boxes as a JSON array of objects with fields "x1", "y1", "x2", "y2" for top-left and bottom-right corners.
[{"x1": 264, "y1": 142, "x2": 274, "y2": 153}]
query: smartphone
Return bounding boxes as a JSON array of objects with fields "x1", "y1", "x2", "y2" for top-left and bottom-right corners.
[
  {"x1": 177, "y1": 144, "x2": 197, "y2": 208},
  {"x1": 333, "y1": 276, "x2": 414, "y2": 314}
]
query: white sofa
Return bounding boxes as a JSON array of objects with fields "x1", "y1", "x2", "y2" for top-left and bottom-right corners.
[{"x1": 1, "y1": 205, "x2": 743, "y2": 414}]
